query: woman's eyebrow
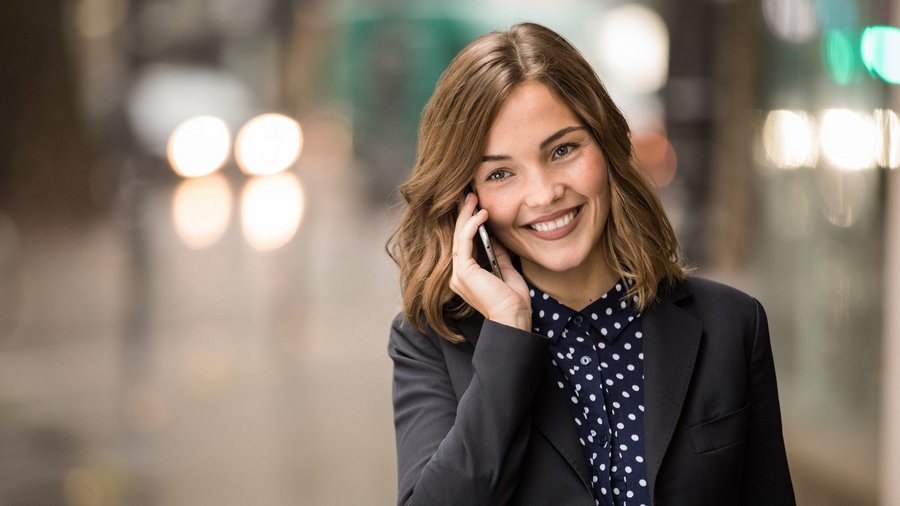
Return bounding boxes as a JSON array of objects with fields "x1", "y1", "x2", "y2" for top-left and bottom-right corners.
[{"x1": 481, "y1": 125, "x2": 586, "y2": 162}]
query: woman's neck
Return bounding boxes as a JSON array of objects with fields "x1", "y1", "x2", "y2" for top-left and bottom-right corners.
[{"x1": 522, "y1": 251, "x2": 617, "y2": 311}]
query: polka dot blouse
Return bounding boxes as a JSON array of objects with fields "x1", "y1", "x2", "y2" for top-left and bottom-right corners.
[{"x1": 529, "y1": 280, "x2": 651, "y2": 506}]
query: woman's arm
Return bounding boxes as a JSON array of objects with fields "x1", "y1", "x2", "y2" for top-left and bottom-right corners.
[
  {"x1": 389, "y1": 314, "x2": 549, "y2": 505},
  {"x1": 740, "y1": 300, "x2": 795, "y2": 505}
]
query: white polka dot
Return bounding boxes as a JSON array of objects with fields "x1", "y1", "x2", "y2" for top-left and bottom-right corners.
[
  {"x1": 557, "y1": 352, "x2": 564, "y2": 359},
  {"x1": 612, "y1": 353, "x2": 620, "y2": 360},
  {"x1": 576, "y1": 337, "x2": 584, "y2": 342},
  {"x1": 593, "y1": 475, "x2": 598, "y2": 483},
  {"x1": 605, "y1": 379, "x2": 614, "y2": 386},
  {"x1": 627, "y1": 364, "x2": 635, "y2": 371},
  {"x1": 620, "y1": 444, "x2": 628, "y2": 451},
  {"x1": 601, "y1": 487, "x2": 607, "y2": 494},
  {"x1": 586, "y1": 374, "x2": 594, "y2": 380},
  {"x1": 622, "y1": 391, "x2": 630, "y2": 398},
  {"x1": 635, "y1": 331, "x2": 643, "y2": 338},
  {"x1": 624, "y1": 343, "x2": 632, "y2": 350},
  {"x1": 628, "y1": 413, "x2": 636, "y2": 421},
  {"x1": 575, "y1": 418, "x2": 582, "y2": 425},
  {"x1": 589, "y1": 394, "x2": 596, "y2": 401},
  {"x1": 639, "y1": 479, "x2": 647, "y2": 486},
  {"x1": 601, "y1": 362, "x2": 608, "y2": 368},
  {"x1": 612, "y1": 401, "x2": 621, "y2": 409},
  {"x1": 598, "y1": 342, "x2": 606, "y2": 349},
  {"x1": 616, "y1": 283, "x2": 622, "y2": 291},
  {"x1": 557, "y1": 381, "x2": 564, "y2": 389},
  {"x1": 636, "y1": 456, "x2": 644, "y2": 463},
  {"x1": 617, "y1": 422, "x2": 625, "y2": 429},
  {"x1": 530, "y1": 289, "x2": 535, "y2": 297},
  {"x1": 538, "y1": 309, "x2": 544, "y2": 317},
  {"x1": 632, "y1": 385, "x2": 640, "y2": 392},
  {"x1": 631, "y1": 434, "x2": 639, "y2": 441},
  {"x1": 613, "y1": 487, "x2": 620, "y2": 495},
  {"x1": 601, "y1": 327, "x2": 608, "y2": 336},
  {"x1": 638, "y1": 353, "x2": 644, "y2": 359},
  {"x1": 606, "y1": 308, "x2": 613, "y2": 315},
  {"x1": 571, "y1": 396, "x2": 578, "y2": 403},
  {"x1": 616, "y1": 373, "x2": 624, "y2": 380},
  {"x1": 621, "y1": 301, "x2": 627, "y2": 308},
  {"x1": 552, "y1": 313, "x2": 559, "y2": 320},
  {"x1": 575, "y1": 384, "x2": 581, "y2": 391},
  {"x1": 548, "y1": 330, "x2": 555, "y2": 338},
  {"x1": 543, "y1": 293, "x2": 549, "y2": 300},
  {"x1": 614, "y1": 322, "x2": 621, "y2": 329},
  {"x1": 627, "y1": 491, "x2": 634, "y2": 498},
  {"x1": 599, "y1": 464, "x2": 606, "y2": 471},
  {"x1": 591, "y1": 313, "x2": 598, "y2": 320}
]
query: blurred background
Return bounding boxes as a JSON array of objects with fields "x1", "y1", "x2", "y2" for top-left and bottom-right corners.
[{"x1": 0, "y1": 0, "x2": 898, "y2": 504}]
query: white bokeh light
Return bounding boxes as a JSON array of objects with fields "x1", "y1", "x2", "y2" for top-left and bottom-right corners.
[
  {"x1": 172, "y1": 173, "x2": 232, "y2": 249},
  {"x1": 593, "y1": 5, "x2": 669, "y2": 94},
  {"x1": 874, "y1": 109, "x2": 900, "y2": 169},
  {"x1": 240, "y1": 173, "x2": 305, "y2": 251},
  {"x1": 762, "y1": 110, "x2": 819, "y2": 169},
  {"x1": 762, "y1": 0, "x2": 818, "y2": 43},
  {"x1": 820, "y1": 109, "x2": 878, "y2": 171},
  {"x1": 167, "y1": 116, "x2": 231, "y2": 177},
  {"x1": 235, "y1": 113, "x2": 304, "y2": 176}
]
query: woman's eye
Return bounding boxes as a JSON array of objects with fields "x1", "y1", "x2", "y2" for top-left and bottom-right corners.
[
  {"x1": 486, "y1": 169, "x2": 510, "y2": 181},
  {"x1": 552, "y1": 143, "x2": 578, "y2": 159}
]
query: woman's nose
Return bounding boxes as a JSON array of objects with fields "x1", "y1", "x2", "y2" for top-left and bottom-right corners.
[{"x1": 523, "y1": 170, "x2": 564, "y2": 207}]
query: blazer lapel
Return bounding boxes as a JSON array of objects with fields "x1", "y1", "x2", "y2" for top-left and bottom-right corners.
[
  {"x1": 455, "y1": 312, "x2": 593, "y2": 491},
  {"x1": 642, "y1": 282, "x2": 702, "y2": 492},
  {"x1": 532, "y1": 360, "x2": 594, "y2": 490}
]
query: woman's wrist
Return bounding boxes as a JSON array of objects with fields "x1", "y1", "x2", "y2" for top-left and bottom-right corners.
[{"x1": 489, "y1": 310, "x2": 532, "y2": 332}]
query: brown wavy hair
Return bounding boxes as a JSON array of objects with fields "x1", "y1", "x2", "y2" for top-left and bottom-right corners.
[{"x1": 387, "y1": 22, "x2": 685, "y2": 342}]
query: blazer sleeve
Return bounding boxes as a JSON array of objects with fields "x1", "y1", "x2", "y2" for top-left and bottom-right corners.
[
  {"x1": 741, "y1": 300, "x2": 795, "y2": 505},
  {"x1": 388, "y1": 314, "x2": 549, "y2": 505}
]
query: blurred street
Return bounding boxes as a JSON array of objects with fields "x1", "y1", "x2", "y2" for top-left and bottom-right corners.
[{"x1": 0, "y1": 160, "x2": 400, "y2": 505}]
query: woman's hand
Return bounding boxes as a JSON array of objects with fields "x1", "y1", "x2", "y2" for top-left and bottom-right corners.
[{"x1": 449, "y1": 192, "x2": 532, "y2": 331}]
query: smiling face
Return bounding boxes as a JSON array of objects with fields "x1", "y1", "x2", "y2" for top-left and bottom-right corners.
[{"x1": 471, "y1": 81, "x2": 613, "y2": 292}]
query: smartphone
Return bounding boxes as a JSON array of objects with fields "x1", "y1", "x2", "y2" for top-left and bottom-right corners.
[
  {"x1": 468, "y1": 187, "x2": 504, "y2": 280},
  {"x1": 476, "y1": 222, "x2": 504, "y2": 280}
]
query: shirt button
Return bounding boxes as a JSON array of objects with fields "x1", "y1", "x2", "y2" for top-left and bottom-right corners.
[
  {"x1": 580, "y1": 356, "x2": 591, "y2": 366},
  {"x1": 573, "y1": 315, "x2": 583, "y2": 325}
]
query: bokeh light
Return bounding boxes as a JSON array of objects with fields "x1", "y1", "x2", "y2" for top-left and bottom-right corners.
[
  {"x1": 762, "y1": 0, "x2": 818, "y2": 43},
  {"x1": 823, "y1": 30, "x2": 857, "y2": 84},
  {"x1": 593, "y1": 4, "x2": 669, "y2": 94},
  {"x1": 235, "y1": 113, "x2": 304, "y2": 176},
  {"x1": 874, "y1": 109, "x2": 900, "y2": 169},
  {"x1": 172, "y1": 173, "x2": 233, "y2": 249},
  {"x1": 632, "y1": 130, "x2": 677, "y2": 187},
  {"x1": 820, "y1": 109, "x2": 878, "y2": 170},
  {"x1": 240, "y1": 173, "x2": 305, "y2": 251},
  {"x1": 762, "y1": 110, "x2": 819, "y2": 169},
  {"x1": 861, "y1": 26, "x2": 900, "y2": 84},
  {"x1": 167, "y1": 116, "x2": 231, "y2": 177}
]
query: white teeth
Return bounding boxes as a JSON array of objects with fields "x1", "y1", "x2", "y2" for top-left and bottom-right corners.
[{"x1": 529, "y1": 209, "x2": 577, "y2": 232}]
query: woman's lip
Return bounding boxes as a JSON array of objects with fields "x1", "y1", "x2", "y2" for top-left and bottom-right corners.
[
  {"x1": 523, "y1": 206, "x2": 583, "y2": 240},
  {"x1": 524, "y1": 206, "x2": 581, "y2": 227}
]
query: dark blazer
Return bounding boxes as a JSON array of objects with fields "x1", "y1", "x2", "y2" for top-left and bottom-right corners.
[{"x1": 389, "y1": 277, "x2": 795, "y2": 505}]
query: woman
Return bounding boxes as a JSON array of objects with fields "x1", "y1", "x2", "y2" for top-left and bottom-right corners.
[{"x1": 386, "y1": 22, "x2": 794, "y2": 506}]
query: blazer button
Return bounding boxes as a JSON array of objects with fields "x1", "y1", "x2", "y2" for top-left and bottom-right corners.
[
  {"x1": 580, "y1": 356, "x2": 591, "y2": 366},
  {"x1": 573, "y1": 315, "x2": 583, "y2": 325}
]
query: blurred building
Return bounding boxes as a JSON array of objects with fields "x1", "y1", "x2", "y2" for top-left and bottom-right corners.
[{"x1": 0, "y1": 0, "x2": 898, "y2": 505}]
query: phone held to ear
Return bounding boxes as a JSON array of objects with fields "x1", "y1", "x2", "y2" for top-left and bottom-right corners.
[
  {"x1": 466, "y1": 186, "x2": 504, "y2": 280},
  {"x1": 477, "y1": 222, "x2": 504, "y2": 280}
]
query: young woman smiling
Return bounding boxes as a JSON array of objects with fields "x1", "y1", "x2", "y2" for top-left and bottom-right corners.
[{"x1": 387, "y1": 22, "x2": 794, "y2": 506}]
